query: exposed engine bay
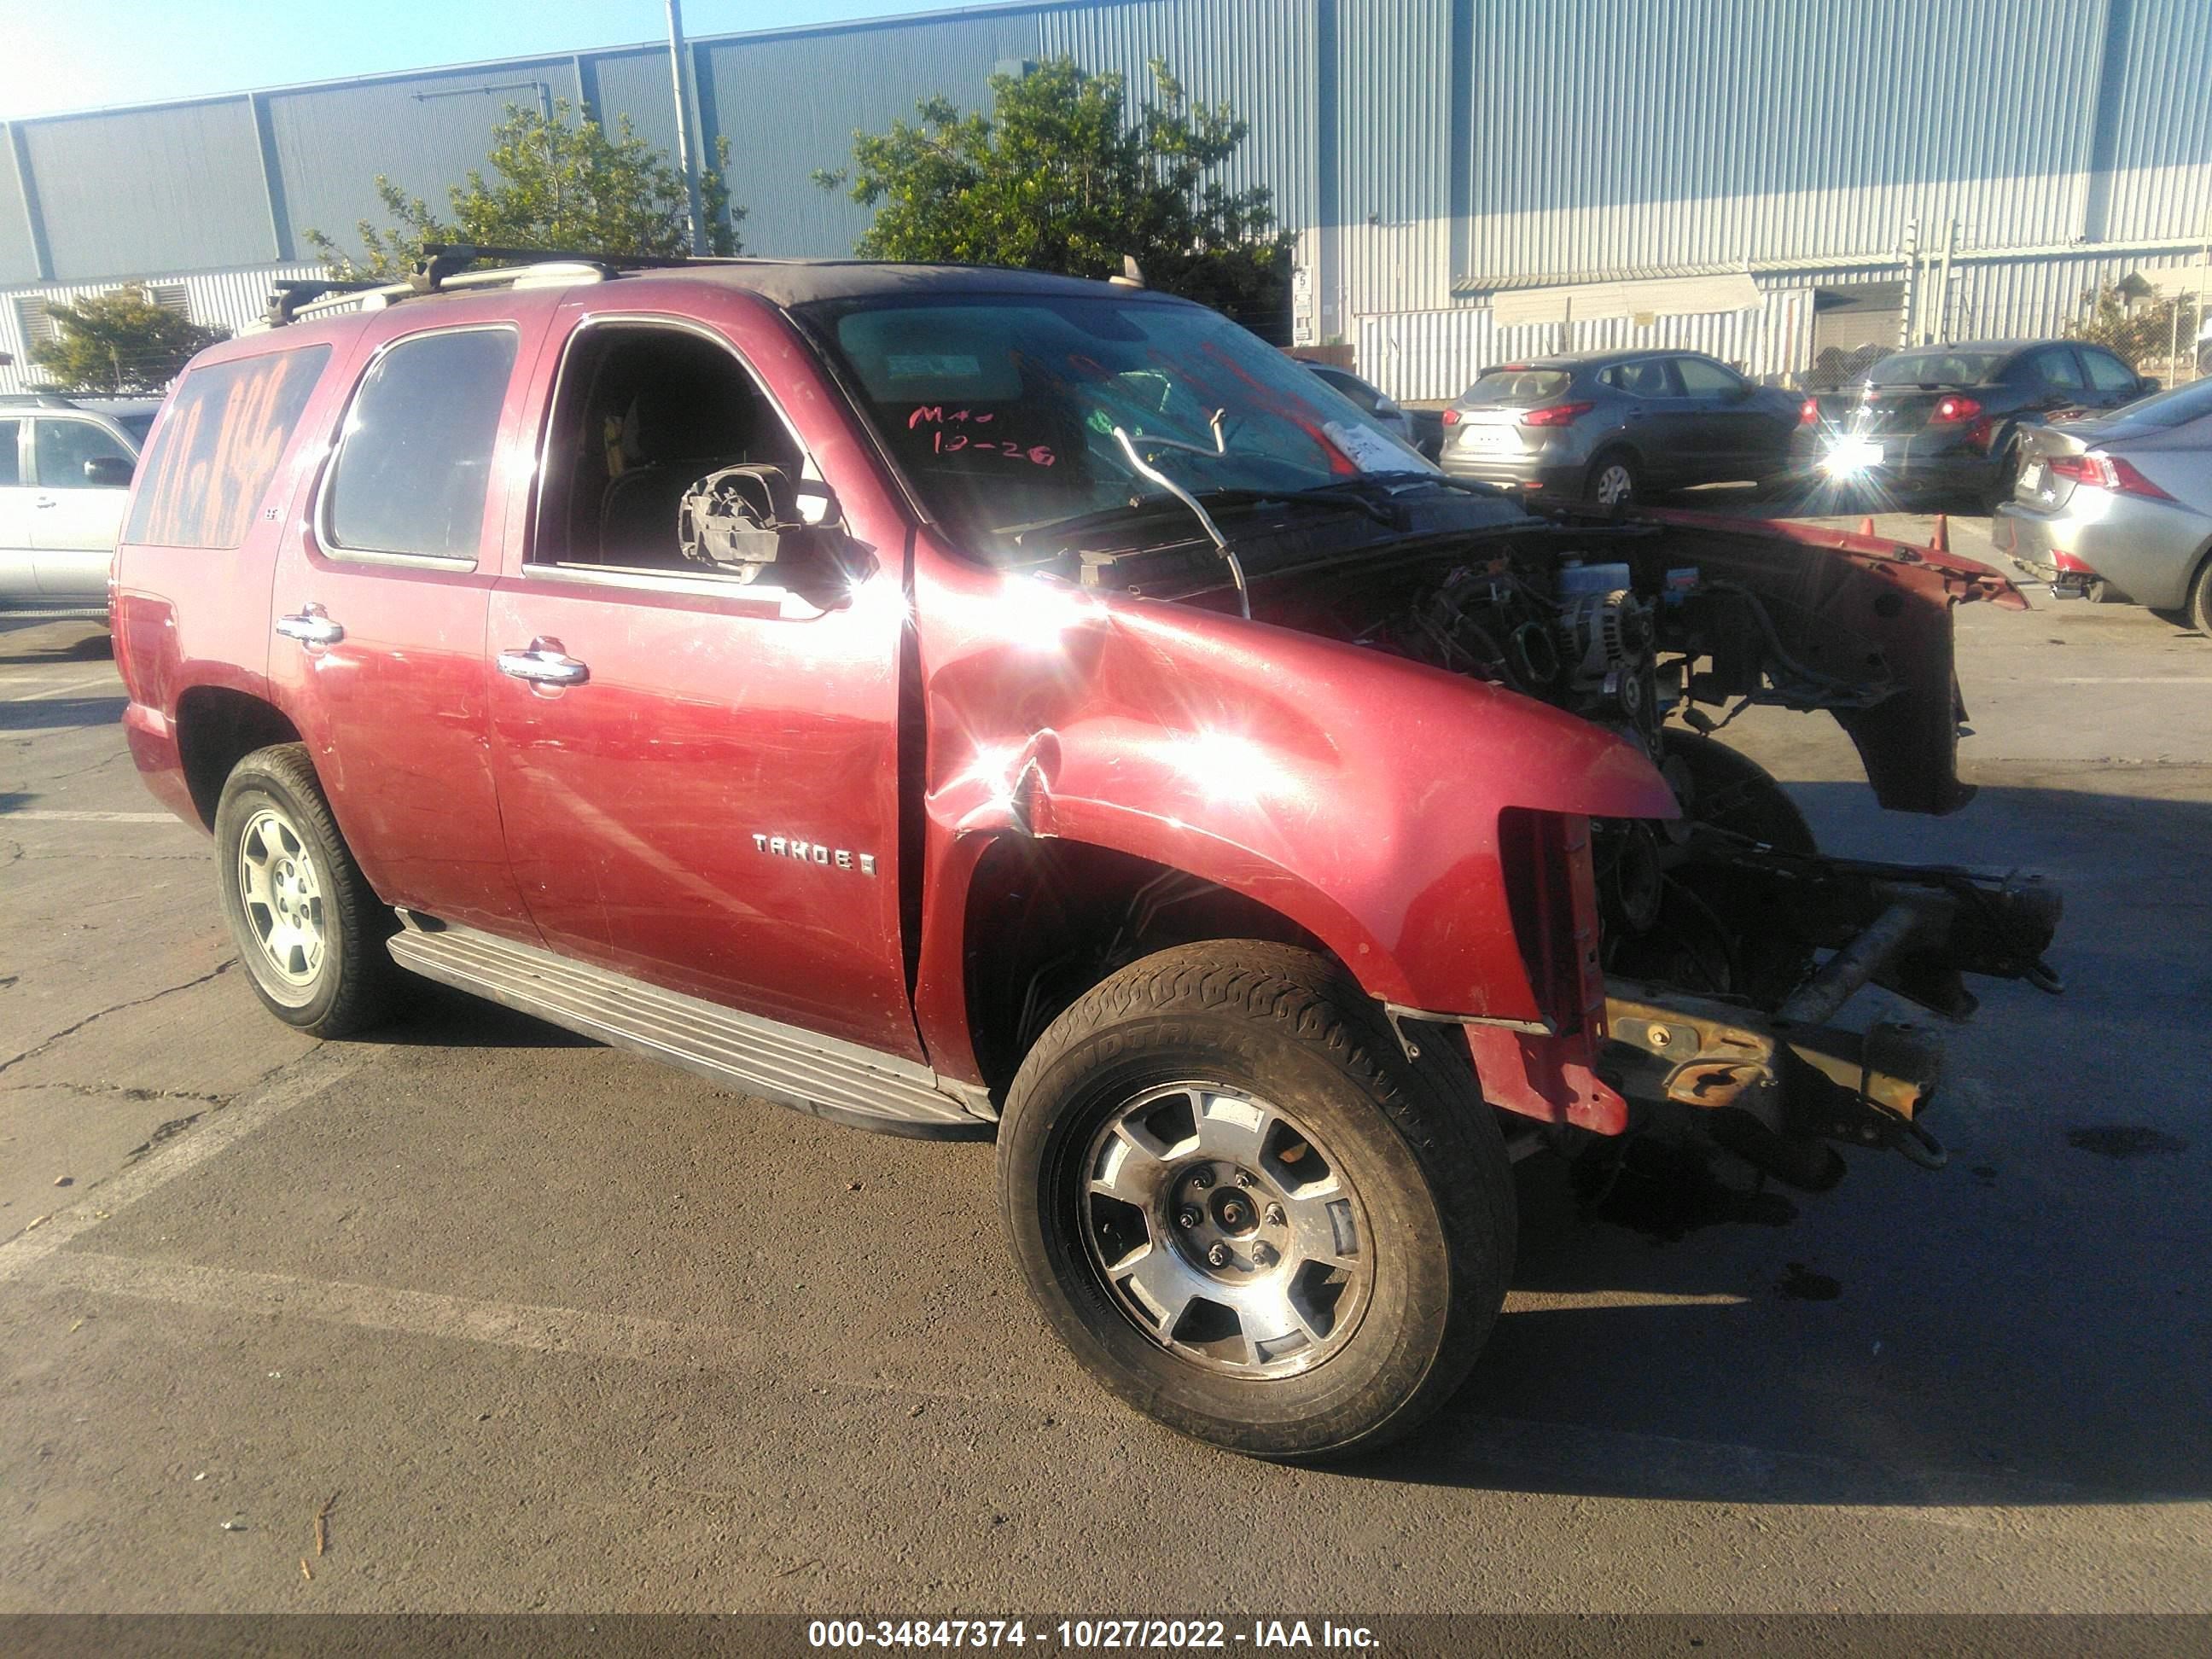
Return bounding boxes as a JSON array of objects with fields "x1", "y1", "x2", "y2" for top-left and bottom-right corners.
[{"x1": 1064, "y1": 499, "x2": 2064, "y2": 1190}]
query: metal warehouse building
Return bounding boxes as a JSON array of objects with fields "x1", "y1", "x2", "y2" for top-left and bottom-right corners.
[{"x1": 3, "y1": 0, "x2": 2208, "y2": 398}]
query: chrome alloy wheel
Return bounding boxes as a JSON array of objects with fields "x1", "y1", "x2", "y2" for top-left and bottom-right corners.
[
  {"x1": 236, "y1": 806, "x2": 327, "y2": 990},
  {"x1": 1080, "y1": 1082, "x2": 1373, "y2": 1378},
  {"x1": 1592, "y1": 461, "x2": 1635, "y2": 505}
]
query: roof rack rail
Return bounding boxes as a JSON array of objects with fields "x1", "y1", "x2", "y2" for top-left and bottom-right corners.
[
  {"x1": 265, "y1": 279, "x2": 385, "y2": 329},
  {"x1": 410, "y1": 242, "x2": 738, "y2": 292},
  {"x1": 251, "y1": 243, "x2": 740, "y2": 331},
  {"x1": 0, "y1": 391, "x2": 84, "y2": 409}
]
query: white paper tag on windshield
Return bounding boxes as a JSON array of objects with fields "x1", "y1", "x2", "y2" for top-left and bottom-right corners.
[{"x1": 1324, "y1": 419, "x2": 1410, "y2": 473}]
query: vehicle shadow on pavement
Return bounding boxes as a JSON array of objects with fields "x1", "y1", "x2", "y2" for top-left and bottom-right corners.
[
  {"x1": 369, "y1": 980, "x2": 600, "y2": 1050},
  {"x1": 0, "y1": 622, "x2": 112, "y2": 665},
  {"x1": 0, "y1": 696, "x2": 126, "y2": 733},
  {"x1": 1354, "y1": 779, "x2": 2209, "y2": 1509}
]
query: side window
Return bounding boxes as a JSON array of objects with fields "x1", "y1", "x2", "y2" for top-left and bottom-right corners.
[
  {"x1": 2034, "y1": 347, "x2": 2085, "y2": 393},
  {"x1": 1673, "y1": 357, "x2": 1744, "y2": 396},
  {"x1": 126, "y1": 345, "x2": 332, "y2": 549},
  {"x1": 1320, "y1": 370, "x2": 1380, "y2": 411},
  {"x1": 0, "y1": 420, "x2": 19, "y2": 487},
  {"x1": 32, "y1": 419, "x2": 131, "y2": 490},
  {"x1": 2081, "y1": 350, "x2": 2138, "y2": 397},
  {"x1": 323, "y1": 328, "x2": 518, "y2": 562},
  {"x1": 1601, "y1": 359, "x2": 1679, "y2": 398},
  {"x1": 532, "y1": 323, "x2": 803, "y2": 573}
]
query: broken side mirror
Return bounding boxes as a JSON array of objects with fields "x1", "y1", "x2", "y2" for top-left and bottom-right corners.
[{"x1": 677, "y1": 464, "x2": 870, "y2": 604}]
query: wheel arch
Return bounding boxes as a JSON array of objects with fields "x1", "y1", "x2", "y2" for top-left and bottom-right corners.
[
  {"x1": 174, "y1": 685, "x2": 304, "y2": 830},
  {"x1": 930, "y1": 831, "x2": 1346, "y2": 1100}
]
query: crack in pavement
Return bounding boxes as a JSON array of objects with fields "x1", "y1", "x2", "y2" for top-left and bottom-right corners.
[
  {"x1": 0, "y1": 960, "x2": 237, "y2": 1079},
  {"x1": 0, "y1": 1079, "x2": 234, "y2": 1107}
]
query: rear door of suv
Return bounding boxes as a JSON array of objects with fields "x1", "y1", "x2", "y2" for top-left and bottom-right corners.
[
  {"x1": 265, "y1": 304, "x2": 547, "y2": 938},
  {"x1": 481, "y1": 295, "x2": 923, "y2": 1060}
]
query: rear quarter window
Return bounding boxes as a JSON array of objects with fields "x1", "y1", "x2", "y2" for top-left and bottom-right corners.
[{"x1": 125, "y1": 346, "x2": 332, "y2": 549}]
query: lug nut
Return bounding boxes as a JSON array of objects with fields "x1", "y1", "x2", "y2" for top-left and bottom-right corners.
[
  {"x1": 1205, "y1": 1243, "x2": 1232, "y2": 1269},
  {"x1": 1265, "y1": 1204, "x2": 1285, "y2": 1226},
  {"x1": 1235, "y1": 1171, "x2": 1255, "y2": 1188},
  {"x1": 1189, "y1": 1167, "x2": 1214, "y2": 1190},
  {"x1": 1251, "y1": 1243, "x2": 1278, "y2": 1268},
  {"x1": 1176, "y1": 1206, "x2": 1202, "y2": 1231}
]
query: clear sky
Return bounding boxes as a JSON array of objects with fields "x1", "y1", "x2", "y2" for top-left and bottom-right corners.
[{"x1": 0, "y1": 0, "x2": 985, "y2": 120}]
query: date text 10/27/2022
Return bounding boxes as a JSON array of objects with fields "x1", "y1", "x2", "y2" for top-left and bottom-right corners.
[{"x1": 806, "y1": 1619, "x2": 1381, "y2": 1650}]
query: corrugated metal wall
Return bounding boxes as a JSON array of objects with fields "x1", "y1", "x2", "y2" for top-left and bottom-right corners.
[
  {"x1": 1042, "y1": 0, "x2": 1322, "y2": 229},
  {"x1": 701, "y1": 9, "x2": 1043, "y2": 259},
  {"x1": 3, "y1": 0, "x2": 2206, "y2": 389},
  {"x1": 265, "y1": 58, "x2": 589, "y2": 269},
  {"x1": 21, "y1": 101, "x2": 274, "y2": 279}
]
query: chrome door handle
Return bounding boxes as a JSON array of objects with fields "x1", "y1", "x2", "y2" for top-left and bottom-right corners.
[
  {"x1": 32, "y1": 497, "x2": 57, "y2": 509},
  {"x1": 275, "y1": 605, "x2": 344, "y2": 646},
  {"x1": 498, "y1": 639, "x2": 590, "y2": 686}
]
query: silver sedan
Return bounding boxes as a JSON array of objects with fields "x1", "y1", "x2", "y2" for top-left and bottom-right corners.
[{"x1": 1994, "y1": 377, "x2": 2212, "y2": 633}]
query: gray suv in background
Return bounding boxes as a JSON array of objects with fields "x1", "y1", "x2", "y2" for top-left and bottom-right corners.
[{"x1": 1438, "y1": 349, "x2": 1802, "y2": 505}]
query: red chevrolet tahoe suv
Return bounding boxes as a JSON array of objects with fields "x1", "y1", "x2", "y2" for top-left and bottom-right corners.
[{"x1": 111, "y1": 248, "x2": 2059, "y2": 1458}]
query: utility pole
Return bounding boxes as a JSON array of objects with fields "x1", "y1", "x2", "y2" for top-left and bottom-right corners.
[
  {"x1": 1933, "y1": 218, "x2": 1957, "y2": 345},
  {"x1": 667, "y1": 0, "x2": 707, "y2": 255}
]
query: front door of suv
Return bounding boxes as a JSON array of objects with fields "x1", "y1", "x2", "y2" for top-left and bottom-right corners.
[
  {"x1": 483, "y1": 306, "x2": 923, "y2": 1061},
  {"x1": 267, "y1": 314, "x2": 543, "y2": 937},
  {"x1": 26, "y1": 415, "x2": 134, "y2": 604}
]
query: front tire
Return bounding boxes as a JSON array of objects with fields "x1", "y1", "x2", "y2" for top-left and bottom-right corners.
[
  {"x1": 214, "y1": 743, "x2": 400, "y2": 1038},
  {"x1": 998, "y1": 941, "x2": 1514, "y2": 1460},
  {"x1": 1585, "y1": 449, "x2": 1640, "y2": 508}
]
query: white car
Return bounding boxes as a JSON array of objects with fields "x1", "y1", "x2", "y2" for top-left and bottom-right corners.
[{"x1": 0, "y1": 394, "x2": 156, "y2": 614}]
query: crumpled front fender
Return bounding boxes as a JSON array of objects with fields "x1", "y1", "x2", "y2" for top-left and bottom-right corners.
[{"x1": 910, "y1": 557, "x2": 1675, "y2": 1069}]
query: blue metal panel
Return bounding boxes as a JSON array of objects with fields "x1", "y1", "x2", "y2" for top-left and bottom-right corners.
[
  {"x1": 579, "y1": 47, "x2": 686, "y2": 184},
  {"x1": 2098, "y1": 0, "x2": 2212, "y2": 243},
  {"x1": 0, "y1": 125, "x2": 39, "y2": 284},
  {"x1": 1040, "y1": 0, "x2": 1321, "y2": 229},
  {"x1": 266, "y1": 60, "x2": 587, "y2": 271},
  {"x1": 25, "y1": 100, "x2": 270, "y2": 279},
  {"x1": 698, "y1": 9, "x2": 1045, "y2": 259},
  {"x1": 1458, "y1": 0, "x2": 2113, "y2": 288},
  {"x1": 1336, "y1": 0, "x2": 1454, "y2": 314}
]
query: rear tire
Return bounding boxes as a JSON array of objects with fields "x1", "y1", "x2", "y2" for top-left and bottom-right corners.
[
  {"x1": 998, "y1": 940, "x2": 1514, "y2": 1460},
  {"x1": 1981, "y1": 438, "x2": 2023, "y2": 512},
  {"x1": 2189, "y1": 556, "x2": 2212, "y2": 638},
  {"x1": 214, "y1": 743, "x2": 401, "y2": 1038}
]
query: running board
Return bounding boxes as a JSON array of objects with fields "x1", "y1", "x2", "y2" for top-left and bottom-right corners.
[{"x1": 387, "y1": 917, "x2": 991, "y2": 1140}]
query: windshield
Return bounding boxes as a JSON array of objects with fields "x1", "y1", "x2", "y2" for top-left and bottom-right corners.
[
  {"x1": 1866, "y1": 351, "x2": 2003, "y2": 387},
  {"x1": 801, "y1": 293, "x2": 1429, "y2": 557},
  {"x1": 1459, "y1": 367, "x2": 1572, "y2": 405}
]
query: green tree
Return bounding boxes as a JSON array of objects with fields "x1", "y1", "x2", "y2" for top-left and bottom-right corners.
[
  {"x1": 26, "y1": 285, "x2": 230, "y2": 393},
  {"x1": 816, "y1": 56, "x2": 1294, "y2": 341},
  {"x1": 306, "y1": 98, "x2": 745, "y2": 279},
  {"x1": 2068, "y1": 276, "x2": 2202, "y2": 371}
]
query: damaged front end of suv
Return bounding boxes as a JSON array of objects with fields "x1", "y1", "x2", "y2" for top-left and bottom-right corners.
[{"x1": 807, "y1": 284, "x2": 2062, "y2": 1197}]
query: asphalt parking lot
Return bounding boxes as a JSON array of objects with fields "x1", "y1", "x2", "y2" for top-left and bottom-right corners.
[{"x1": 3, "y1": 509, "x2": 2209, "y2": 1615}]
